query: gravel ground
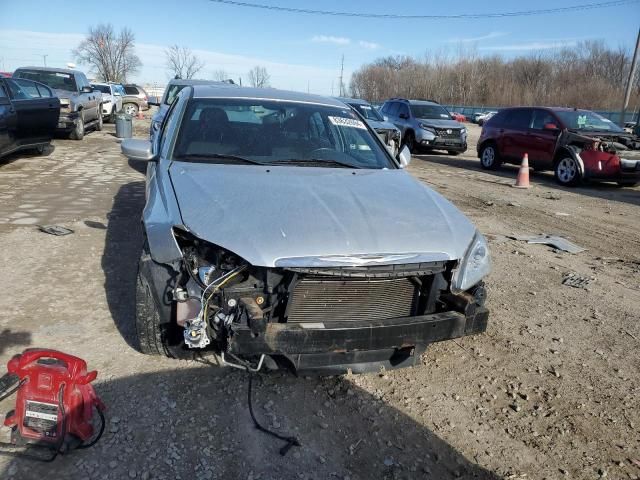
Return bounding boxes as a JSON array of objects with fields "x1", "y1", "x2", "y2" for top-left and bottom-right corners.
[{"x1": 0, "y1": 117, "x2": 638, "y2": 480}]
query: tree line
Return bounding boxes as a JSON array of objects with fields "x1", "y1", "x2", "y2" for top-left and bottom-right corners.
[
  {"x1": 73, "y1": 24, "x2": 271, "y2": 88},
  {"x1": 349, "y1": 41, "x2": 639, "y2": 110}
]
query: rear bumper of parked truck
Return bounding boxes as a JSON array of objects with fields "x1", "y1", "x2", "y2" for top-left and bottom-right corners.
[{"x1": 228, "y1": 307, "x2": 489, "y2": 373}]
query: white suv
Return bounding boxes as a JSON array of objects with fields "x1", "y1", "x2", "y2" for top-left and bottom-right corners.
[{"x1": 92, "y1": 83, "x2": 124, "y2": 123}]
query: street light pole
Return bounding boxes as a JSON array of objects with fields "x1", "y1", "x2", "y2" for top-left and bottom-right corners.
[{"x1": 620, "y1": 28, "x2": 640, "y2": 126}]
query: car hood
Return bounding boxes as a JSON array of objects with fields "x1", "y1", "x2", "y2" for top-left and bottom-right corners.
[
  {"x1": 366, "y1": 119, "x2": 399, "y2": 131},
  {"x1": 169, "y1": 163, "x2": 477, "y2": 267},
  {"x1": 417, "y1": 118, "x2": 463, "y2": 128}
]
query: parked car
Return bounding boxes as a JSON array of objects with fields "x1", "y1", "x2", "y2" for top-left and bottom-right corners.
[
  {"x1": 450, "y1": 112, "x2": 466, "y2": 122},
  {"x1": 149, "y1": 78, "x2": 238, "y2": 139},
  {"x1": 380, "y1": 98, "x2": 467, "y2": 155},
  {"x1": 120, "y1": 86, "x2": 490, "y2": 373},
  {"x1": 92, "y1": 82, "x2": 123, "y2": 122},
  {"x1": 477, "y1": 107, "x2": 640, "y2": 187},
  {"x1": 477, "y1": 111, "x2": 498, "y2": 126},
  {"x1": 0, "y1": 77, "x2": 60, "y2": 159},
  {"x1": 0, "y1": 72, "x2": 12, "y2": 78},
  {"x1": 336, "y1": 97, "x2": 401, "y2": 155},
  {"x1": 122, "y1": 84, "x2": 149, "y2": 116},
  {"x1": 13, "y1": 67, "x2": 102, "y2": 140}
]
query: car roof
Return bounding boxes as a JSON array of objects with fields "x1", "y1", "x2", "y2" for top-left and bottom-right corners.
[
  {"x1": 168, "y1": 78, "x2": 235, "y2": 87},
  {"x1": 335, "y1": 96, "x2": 369, "y2": 106},
  {"x1": 15, "y1": 66, "x2": 81, "y2": 75},
  {"x1": 407, "y1": 99, "x2": 440, "y2": 106},
  {"x1": 191, "y1": 85, "x2": 347, "y2": 108}
]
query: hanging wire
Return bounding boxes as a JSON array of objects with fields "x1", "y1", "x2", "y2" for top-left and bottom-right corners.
[{"x1": 209, "y1": 0, "x2": 639, "y2": 20}]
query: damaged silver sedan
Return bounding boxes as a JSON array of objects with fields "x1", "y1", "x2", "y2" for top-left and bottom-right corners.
[{"x1": 121, "y1": 86, "x2": 491, "y2": 374}]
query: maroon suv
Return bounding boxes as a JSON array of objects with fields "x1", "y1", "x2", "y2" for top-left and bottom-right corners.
[{"x1": 477, "y1": 107, "x2": 640, "y2": 187}]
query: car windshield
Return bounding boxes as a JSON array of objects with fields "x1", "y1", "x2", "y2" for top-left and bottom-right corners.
[
  {"x1": 410, "y1": 104, "x2": 451, "y2": 120},
  {"x1": 173, "y1": 99, "x2": 395, "y2": 169},
  {"x1": 350, "y1": 103, "x2": 383, "y2": 121},
  {"x1": 555, "y1": 110, "x2": 624, "y2": 133},
  {"x1": 165, "y1": 84, "x2": 186, "y2": 105},
  {"x1": 15, "y1": 70, "x2": 77, "y2": 92},
  {"x1": 92, "y1": 84, "x2": 111, "y2": 94}
]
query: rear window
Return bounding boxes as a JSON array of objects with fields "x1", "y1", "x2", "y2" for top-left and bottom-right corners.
[
  {"x1": 124, "y1": 85, "x2": 139, "y2": 95},
  {"x1": 15, "y1": 70, "x2": 77, "y2": 92}
]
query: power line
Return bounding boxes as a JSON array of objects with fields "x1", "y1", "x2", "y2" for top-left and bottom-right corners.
[{"x1": 209, "y1": 0, "x2": 639, "y2": 19}]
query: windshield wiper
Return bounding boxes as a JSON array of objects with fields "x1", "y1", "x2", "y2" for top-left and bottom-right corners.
[
  {"x1": 175, "y1": 153, "x2": 265, "y2": 165},
  {"x1": 268, "y1": 158, "x2": 362, "y2": 169}
]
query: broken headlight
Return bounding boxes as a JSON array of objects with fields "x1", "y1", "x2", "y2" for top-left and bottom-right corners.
[{"x1": 451, "y1": 233, "x2": 491, "y2": 293}]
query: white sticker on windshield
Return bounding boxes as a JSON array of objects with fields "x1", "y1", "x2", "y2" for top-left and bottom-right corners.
[
  {"x1": 328, "y1": 116, "x2": 366, "y2": 130},
  {"x1": 440, "y1": 114, "x2": 449, "y2": 118}
]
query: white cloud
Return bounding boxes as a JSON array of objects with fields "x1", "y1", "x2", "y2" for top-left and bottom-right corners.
[
  {"x1": 311, "y1": 35, "x2": 351, "y2": 46},
  {"x1": 359, "y1": 40, "x2": 380, "y2": 50},
  {"x1": 448, "y1": 32, "x2": 508, "y2": 43},
  {"x1": 480, "y1": 40, "x2": 578, "y2": 51},
  {"x1": 0, "y1": 29, "x2": 351, "y2": 95}
]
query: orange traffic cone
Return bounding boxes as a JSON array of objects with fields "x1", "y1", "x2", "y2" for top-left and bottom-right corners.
[{"x1": 513, "y1": 153, "x2": 531, "y2": 189}]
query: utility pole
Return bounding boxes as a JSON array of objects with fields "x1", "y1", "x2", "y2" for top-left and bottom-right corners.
[
  {"x1": 338, "y1": 54, "x2": 345, "y2": 97},
  {"x1": 620, "y1": 27, "x2": 640, "y2": 126},
  {"x1": 41, "y1": 54, "x2": 48, "y2": 67}
]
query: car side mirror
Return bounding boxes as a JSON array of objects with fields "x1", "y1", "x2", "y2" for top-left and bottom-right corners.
[
  {"x1": 399, "y1": 113, "x2": 408, "y2": 120},
  {"x1": 383, "y1": 115, "x2": 389, "y2": 121},
  {"x1": 81, "y1": 86, "x2": 93, "y2": 93},
  {"x1": 114, "y1": 92, "x2": 122, "y2": 96},
  {"x1": 397, "y1": 145, "x2": 412, "y2": 168},
  {"x1": 121, "y1": 139, "x2": 156, "y2": 162},
  {"x1": 543, "y1": 123, "x2": 559, "y2": 131}
]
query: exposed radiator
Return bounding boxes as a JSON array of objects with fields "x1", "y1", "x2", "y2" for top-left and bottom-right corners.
[{"x1": 286, "y1": 277, "x2": 418, "y2": 323}]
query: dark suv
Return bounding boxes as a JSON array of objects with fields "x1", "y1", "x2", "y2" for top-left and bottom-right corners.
[
  {"x1": 477, "y1": 107, "x2": 640, "y2": 187},
  {"x1": 380, "y1": 98, "x2": 467, "y2": 154}
]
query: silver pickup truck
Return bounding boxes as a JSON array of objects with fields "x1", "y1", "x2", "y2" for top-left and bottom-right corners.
[{"x1": 13, "y1": 67, "x2": 103, "y2": 140}]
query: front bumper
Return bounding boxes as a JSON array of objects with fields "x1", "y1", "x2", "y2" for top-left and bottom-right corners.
[
  {"x1": 417, "y1": 130, "x2": 467, "y2": 152},
  {"x1": 228, "y1": 308, "x2": 488, "y2": 372},
  {"x1": 56, "y1": 111, "x2": 79, "y2": 131}
]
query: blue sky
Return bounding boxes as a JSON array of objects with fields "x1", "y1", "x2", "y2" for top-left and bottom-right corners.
[{"x1": 1, "y1": 0, "x2": 638, "y2": 94}]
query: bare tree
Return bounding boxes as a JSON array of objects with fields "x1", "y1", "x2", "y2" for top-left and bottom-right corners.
[
  {"x1": 211, "y1": 69, "x2": 230, "y2": 82},
  {"x1": 349, "y1": 41, "x2": 638, "y2": 110},
  {"x1": 73, "y1": 24, "x2": 141, "y2": 82},
  {"x1": 248, "y1": 66, "x2": 270, "y2": 88},
  {"x1": 165, "y1": 45, "x2": 205, "y2": 79}
]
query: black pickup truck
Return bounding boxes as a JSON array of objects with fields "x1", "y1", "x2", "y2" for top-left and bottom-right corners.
[{"x1": 13, "y1": 67, "x2": 103, "y2": 140}]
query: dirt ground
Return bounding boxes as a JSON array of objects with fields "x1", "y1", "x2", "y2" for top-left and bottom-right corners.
[{"x1": 0, "y1": 117, "x2": 638, "y2": 480}]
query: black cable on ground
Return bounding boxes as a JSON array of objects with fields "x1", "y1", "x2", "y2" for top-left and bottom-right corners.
[
  {"x1": 247, "y1": 373, "x2": 301, "y2": 456},
  {"x1": 76, "y1": 407, "x2": 105, "y2": 450}
]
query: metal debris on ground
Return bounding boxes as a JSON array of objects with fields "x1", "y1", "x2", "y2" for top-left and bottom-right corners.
[
  {"x1": 508, "y1": 234, "x2": 586, "y2": 254},
  {"x1": 562, "y1": 272, "x2": 594, "y2": 289},
  {"x1": 37, "y1": 225, "x2": 74, "y2": 236}
]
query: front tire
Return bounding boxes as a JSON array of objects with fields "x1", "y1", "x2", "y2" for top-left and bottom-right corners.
[
  {"x1": 95, "y1": 108, "x2": 103, "y2": 131},
  {"x1": 479, "y1": 143, "x2": 500, "y2": 170},
  {"x1": 70, "y1": 115, "x2": 84, "y2": 140},
  {"x1": 135, "y1": 243, "x2": 192, "y2": 358},
  {"x1": 555, "y1": 156, "x2": 582, "y2": 186},
  {"x1": 403, "y1": 131, "x2": 416, "y2": 153}
]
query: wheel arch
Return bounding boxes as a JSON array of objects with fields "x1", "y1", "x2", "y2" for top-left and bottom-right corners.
[{"x1": 554, "y1": 146, "x2": 585, "y2": 177}]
